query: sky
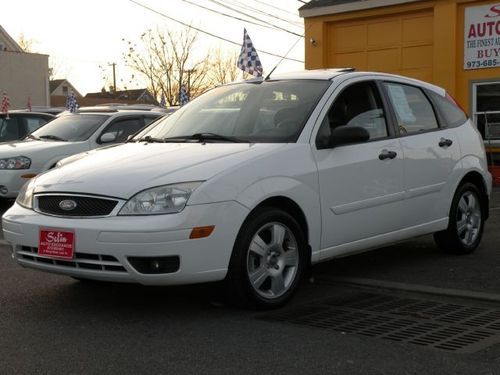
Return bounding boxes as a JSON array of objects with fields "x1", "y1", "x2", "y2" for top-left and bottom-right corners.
[{"x1": 0, "y1": 0, "x2": 306, "y2": 96}]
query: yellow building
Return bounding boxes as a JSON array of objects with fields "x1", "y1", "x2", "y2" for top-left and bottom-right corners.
[{"x1": 300, "y1": 0, "x2": 500, "y2": 140}]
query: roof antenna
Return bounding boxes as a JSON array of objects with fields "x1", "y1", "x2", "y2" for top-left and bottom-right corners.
[{"x1": 264, "y1": 31, "x2": 306, "y2": 81}]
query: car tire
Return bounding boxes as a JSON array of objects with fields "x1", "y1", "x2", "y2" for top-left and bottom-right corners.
[
  {"x1": 434, "y1": 182, "x2": 485, "y2": 255},
  {"x1": 226, "y1": 207, "x2": 307, "y2": 309}
]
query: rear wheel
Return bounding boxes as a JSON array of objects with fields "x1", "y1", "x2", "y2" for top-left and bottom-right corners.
[
  {"x1": 226, "y1": 208, "x2": 307, "y2": 309},
  {"x1": 434, "y1": 182, "x2": 484, "y2": 254}
]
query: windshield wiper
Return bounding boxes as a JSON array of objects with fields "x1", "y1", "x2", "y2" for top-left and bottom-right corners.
[
  {"x1": 25, "y1": 134, "x2": 41, "y2": 140},
  {"x1": 135, "y1": 136, "x2": 166, "y2": 143},
  {"x1": 39, "y1": 135, "x2": 67, "y2": 141},
  {"x1": 164, "y1": 133, "x2": 243, "y2": 143}
]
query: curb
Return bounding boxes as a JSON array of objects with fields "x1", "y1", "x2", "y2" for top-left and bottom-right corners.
[{"x1": 316, "y1": 275, "x2": 500, "y2": 304}]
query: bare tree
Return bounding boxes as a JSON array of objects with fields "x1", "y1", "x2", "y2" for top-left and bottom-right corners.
[
  {"x1": 122, "y1": 27, "x2": 251, "y2": 106},
  {"x1": 206, "y1": 48, "x2": 245, "y2": 86},
  {"x1": 122, "y1": 27, "x2": 213, "y2": 106},
  {"x1": 17, "y1": 33, "x2": 35, "y2": 52}
]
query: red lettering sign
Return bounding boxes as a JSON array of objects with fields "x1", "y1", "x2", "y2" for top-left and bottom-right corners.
[
  {"x1": 486, "y1": 4, "x2": 500, "y2": 17},
  {"x1": 39, "y1": 230, "x2": 75, "y2": 259}
]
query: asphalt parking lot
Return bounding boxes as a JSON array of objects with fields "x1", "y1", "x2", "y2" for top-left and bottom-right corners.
[{"x1": 0, "y1": 190, "x2": 499, "y2": 374}]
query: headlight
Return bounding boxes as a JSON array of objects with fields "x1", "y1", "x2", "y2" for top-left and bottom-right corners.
[
  {"x1": 0, "y1": 156, "x2": 31, "y2": 169},
  {"x1": 16, "y1": 179, "x2": 35, "y2": 209},
  {"x1": 118, "y1": 182, "x2": 203, "y2": 215}
]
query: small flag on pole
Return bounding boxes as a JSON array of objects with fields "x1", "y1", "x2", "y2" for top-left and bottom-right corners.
[
  {"x1": 1, "y1": 92, "x2": 10, "y2": 119},
  {"x1": 66, "y1": 92, "x2": 78, "y2": 113},
  {"x1": 27, "y1": 96, "x2": 32, "y2": 112},
  {"x1": 159, "y1": 93, "x2": 166, "y2": 108},
  {"x1": 179, "y1": 85, "x2": 189, "y2": 106},
  {"x1": 237, "y1": 28, "x2": 263, "y2": 77}
]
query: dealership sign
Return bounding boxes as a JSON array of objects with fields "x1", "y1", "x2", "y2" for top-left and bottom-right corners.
[{"x1": 465, "y1": 3, "x2": 500, "y2": 70}]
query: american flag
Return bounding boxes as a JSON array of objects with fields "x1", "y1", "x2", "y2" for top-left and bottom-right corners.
[
  {"x1": 27, "y1": 96, "x2": 32, "y2": 112},
  {"x1": 179, "y1": 85, "x2": 189, "y2": 106},
  {"x1": 159, "y1": 93, "x2": 166, "y2": 108},
  {"x1": 66, "y1": 92, "x2": 78, "y2": 113},
  {"x1": 237, "y1": 28, "x2": 263, "y2": 77},
  {"x1": 1, "y1": 92, "x2": 9, "y2": 119}
]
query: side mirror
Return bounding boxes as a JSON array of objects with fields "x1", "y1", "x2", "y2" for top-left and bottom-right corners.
[
  {"x1": 99, "y1": 132, "x2": 117, "y2": 144},
  {"x1": 330, "y1": 126, "x2": 370, "y2": 147}
]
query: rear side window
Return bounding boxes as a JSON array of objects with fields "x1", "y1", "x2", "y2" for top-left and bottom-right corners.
[
  {"x1": 428, "y1": 91, "x2": 467, "y2": 128},
  {"x1": 384, "y1": 83, "x2": 438, "y2": 135}
]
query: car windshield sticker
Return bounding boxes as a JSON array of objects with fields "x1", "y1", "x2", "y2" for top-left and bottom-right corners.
[{"x1": 386, "y1": 84, "x2": 416, "y2": 124}]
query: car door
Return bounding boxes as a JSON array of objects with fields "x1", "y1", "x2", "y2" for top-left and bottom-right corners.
[
  {"x1": 312, "y1": 79, "x2": 406, "y2": 258},
  {"x1": 381, "y1": 81, "x2": 461, "y2": 227}
]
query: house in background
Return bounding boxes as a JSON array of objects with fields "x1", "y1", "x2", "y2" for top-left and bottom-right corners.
[
  {"x1": 50, "y1": 79, "x2": 82, "y2": 98},
  {"x1": 49, "y1": 79, "x2": 83, "y2": 107},
  {"x1": 0, "y1": 25, "x2": 50, "y2": 108}
]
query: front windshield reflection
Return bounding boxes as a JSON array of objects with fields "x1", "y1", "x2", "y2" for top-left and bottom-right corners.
[{"x1": 134, "y1": 80, "x2": 330, "y2": 143}]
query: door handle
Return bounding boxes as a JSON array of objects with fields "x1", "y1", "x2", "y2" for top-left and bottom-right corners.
[
  {"x1": 439, "y1": 138, "x2": 453, "y2": 147},
  {"x1": 379, "y1": 150, "x2": 397, "y2": 160}
]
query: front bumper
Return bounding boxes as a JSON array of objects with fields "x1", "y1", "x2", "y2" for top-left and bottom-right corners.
[{"x1": 2, "y1": 201, "x2": 249, "y2": 285}]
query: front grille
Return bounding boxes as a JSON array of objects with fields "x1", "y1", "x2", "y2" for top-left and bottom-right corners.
[
  {"x1": 17, "y1": 246, "x2": 127, "y2": 273},
  {"x1": 36, "y1": 195, "x2": 118, "y2": 217}
]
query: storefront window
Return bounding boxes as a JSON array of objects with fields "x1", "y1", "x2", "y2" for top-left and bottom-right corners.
[{"x1": 473, "y1": 82, "x2": 500, "y2": 141}]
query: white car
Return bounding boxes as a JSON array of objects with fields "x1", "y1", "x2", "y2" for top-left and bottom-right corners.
[
  {"x1": 2, "y1": 70, "x2": 492, "y2": 308},
  {"x1": 0, "y1": 109, "x2": 163, "y2": 198}
]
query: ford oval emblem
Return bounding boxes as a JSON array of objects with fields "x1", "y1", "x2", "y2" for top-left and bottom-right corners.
[{"x1": 59, "y1": 199, "x2": 77, "y2": 211}]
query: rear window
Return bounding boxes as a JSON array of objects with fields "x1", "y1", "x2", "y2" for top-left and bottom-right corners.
[
  {"x1": 428, "y1": 91, "x2": 467, "y2": 128},
  {"x1": 0, "y1": 117, "x2": 20, "y2": 142}
]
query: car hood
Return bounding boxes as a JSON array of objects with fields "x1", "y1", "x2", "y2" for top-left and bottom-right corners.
[
  {"x1": 0, "y1": 139, "x2": 80, "y2": 159},
  {"x1": 34, "y1": 142, "x2": 286, "y2": 198}
]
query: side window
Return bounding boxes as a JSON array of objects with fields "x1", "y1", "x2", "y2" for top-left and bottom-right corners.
[
  {"x1": 384, "y1": 83, "x2": 438, "y2": 134},
  {"x1": 25, "y1": 117, "x2": 49, "y2": 134},
  {"x1": 316, "y1": 81, "x2": 388, "y2": 148},
  {"x1": 428, "y1": 91, "x2": 467, "y2": 128},
  {"x1": 101, "y1": 117, "x2": 144, "y2": 143}
]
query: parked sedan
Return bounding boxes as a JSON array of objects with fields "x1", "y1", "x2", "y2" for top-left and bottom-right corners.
[
  {"x1": 0, "y1": 109, "x2": 163, "y2": 198},
  {"x1": 2, "y1": 70, "x2": 491, "y2": 308},
  {"x1": 0, "y1": 112, "x2": 55, "y2": 143}
]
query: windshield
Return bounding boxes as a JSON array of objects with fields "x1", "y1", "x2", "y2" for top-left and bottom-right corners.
[
  {"x1": 134, "y1": 80, "x2": 330, "y2": 143},
  {"x1": 30, "y1": 114, "x2": 108, "y2": 142}
]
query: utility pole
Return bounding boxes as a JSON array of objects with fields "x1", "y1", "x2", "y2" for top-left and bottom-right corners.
[
  {"x1": 108, "y1": 62, "x2": 117, "y2": 95},
  {"x1": 186, "y1": 69, "x2": 196, "y2": 98}
]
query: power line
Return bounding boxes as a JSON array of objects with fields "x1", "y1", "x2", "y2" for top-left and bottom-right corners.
[
  {"x1": 228, "y1": 0, "x2": 303, "y2": 28},
  {"x1": 127, "y1": 0, "x2": 304, "y2": 63},
  {"x1": 178, "y1": 0, "x2": 299, "y2": 35},
  {"x1": 206, "y1": 0, "x2": 302, "y2": 37},
  {"x1": 249, "y1": 0, "x2": 303, "y2": 19}
]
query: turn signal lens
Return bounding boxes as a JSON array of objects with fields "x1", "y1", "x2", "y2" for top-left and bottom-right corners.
[{"x1": 189, "y1": 226, "x2": 215, "y2": 239}]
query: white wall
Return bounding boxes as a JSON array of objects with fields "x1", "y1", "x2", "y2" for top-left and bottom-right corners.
[{"x1": 0, "y1": 51, "x2": 49, "y2": 109}]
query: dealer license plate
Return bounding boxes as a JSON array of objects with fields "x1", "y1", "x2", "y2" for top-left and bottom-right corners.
[{"x1": 38, "y1": 229, "x2": 75, "y2": 259}]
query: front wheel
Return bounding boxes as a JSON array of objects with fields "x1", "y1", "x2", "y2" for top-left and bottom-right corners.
[
  {"x1": 434, "y1": 182, "x2": 485, "y2": 255},
  {"x1": 226, "y1": 208, "x2": 307, "y2": 309}
]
